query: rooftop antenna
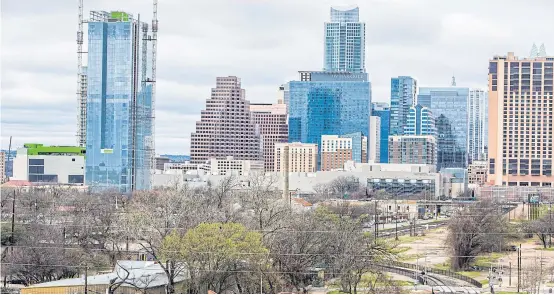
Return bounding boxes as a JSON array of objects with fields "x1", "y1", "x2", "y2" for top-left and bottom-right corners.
[{"x1": 451, "y1": 75, "x2": 456, "y2": 87}]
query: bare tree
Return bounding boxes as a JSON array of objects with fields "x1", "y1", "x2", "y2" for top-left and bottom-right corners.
[
  {"x1": 239, "y1": 173, "x2": 290, "y2": 236},
  {"x1": 124, "y1": 186, "x2": 198, "y2": 293},
  {"x1": 525, "y1": 217, "x2": 554, "y2": 249},
  {"x1": 447, "y1": 200, "x2": 511, "y2": 270}
]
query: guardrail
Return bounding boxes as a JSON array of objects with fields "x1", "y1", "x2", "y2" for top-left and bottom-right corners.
[{"x1": 379, "y1": 261, "x2": 482, "y2": 288}]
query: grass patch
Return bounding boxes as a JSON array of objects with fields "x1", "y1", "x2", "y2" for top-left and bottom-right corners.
[
  {"x1": 399, "y1": 253, "x2": 425, "y2": 261},
  {"x1": 395, "y1": 235, "x2": 423, "y2": 244},
  {"x1": 431, "y1": 262, "x2": 451, "y2": 271},
  {"x1": 391, "y1": 280, "x2": 413, "y2": 287},
  {"x1": 474, "y1": 252, "x2": 504, "y2": 268},
  {"x1": 390, "y1": 246, "x2": 411, "y2": 255},
  {"x1": 327, "y1": 290, "x2": 347, "y2": 294},
  {"x1": 535, "y1": 247, "x2": 554, "y2": 251}
]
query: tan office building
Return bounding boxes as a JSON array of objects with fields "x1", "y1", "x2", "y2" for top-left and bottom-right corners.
[
  {"x1": 274, "y1": 142, "x2": 317, "y2": 173},
  {"x1": 388, "y1": 135, "x2": 437, "y2": 166},
  {"x1": 250, "y1": 102, "x2": 288, "y2": 172},
  {"x1": 487, "y1": 49, "x2": 553, "y2": 187},
  {"x1": 190, "y1": 76, "x2": 262, "y2": 164}
]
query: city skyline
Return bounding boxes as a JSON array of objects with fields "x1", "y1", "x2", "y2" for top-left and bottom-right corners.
[{"x1": 2, "y1": 0, "x2": 553, "y2": 154}]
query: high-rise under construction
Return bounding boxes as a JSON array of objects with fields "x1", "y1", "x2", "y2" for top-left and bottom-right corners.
[{"x1": 82, "y1": 8, "x2": 157, "y2": 193}]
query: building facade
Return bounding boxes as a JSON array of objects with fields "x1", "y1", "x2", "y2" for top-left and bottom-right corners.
[
  {"x1": 321, "y1": 133, "x2": 367, "y2": 171},
  {"x1": 468, "y1": 89, "x2": 488, "y2": 162},
  {"x1": 468, "y1": 160, "x2": 488, "y2": 187},
  {"x1": 0, "y1": 152, "x2": 5, "y2": 184},
  {"x1": 204, "y1": 157, "x2": 264, "y2": 176},
  {"x1": 388, "y1": 135, "x2": 437, "y2": 166},
  {"x1": 369, "y1": 116, "x2": 380, "y2": 163},
  {"x1": 155, "y1": 156, "x2": 170, "y2": 171},
  {"x1": 419, "y1": 87, "x2": 470, "y2": 170},
  {"x1": 13, "y1": 144, "x2": 85, "y2": 185},
  {"x1": 190, "y1": 76, "x2": 262, "y2": 165},
  {"x1": 390, "y1": 76, "x2": 417, "y2": 135},
  {"x1": 324, "y1": 6, "x2": 365, "y2": 73},
  {"x1": 488, "y1": 51, "x2": 553, "y2": 187},
  {"x1": 405, "y1": 104, "x2": 436, "y2": 136},
  {"x1": 371, "y1": 102, "x2": 390, "y2": 163},
  {"x1": 250, "y1": 102, "x2": 288, "y2": 172},
  {"x1": 85, "y1": 11, "x2": 153, "y2": 193},
  {"x1": 287, "y1": 71, "x2": 371, "y2": 168},
  {"x1": 275, "y1": 142, "x2": 317, "y2": 173}
]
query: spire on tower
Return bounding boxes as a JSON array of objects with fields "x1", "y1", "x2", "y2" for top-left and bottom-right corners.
[
  {"x1": 530, "y1": 43, "x2": 539, "y2": 58},
  {"x1": 538, "y1": 43, "x2": 547, "y2": 57},
  {"x1": 451, "y1": 75, "x2": 456, "y2": 87}
]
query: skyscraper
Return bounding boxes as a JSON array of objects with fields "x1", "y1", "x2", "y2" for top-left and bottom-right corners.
[
  {"x1": 368, "y1": 116, "x2": 380, "y2": 163},
  {"x1": 418, "y1": 86, "x2": 470, "y2": 170},
  {"x1": 371, "y1": 102, "x2": 390, "y2": 163},
  {"x1": 190, "y1": 76, "x2": 262, "y2": 165},
  {"x1": 388, "y1": 135, "x2": 437, "y2": 166},
  {"x1": 85, "y1": 11, "x2": 154, "y2": 193},
  {"x1": 324, "y1": 6, "x2": 366, "y2": 73},
  {"x1": 488, "y1": 51, "x2": 553, "y2": 187},
  {"x1": 390, "y1": 76, "x2": 417, "y2": 135},
  {"x1": 287, "y1": 71, "x2": 371, "y2": 168},
  {"x1": 405, "y1": 104, "x2": 436, "y2": 136},
  {"x1": 468, "y1": 89, "x2": 488, "y2": 162},
  {"x1": 250, "y1": 102, "x2": 288, "y2": 172}
]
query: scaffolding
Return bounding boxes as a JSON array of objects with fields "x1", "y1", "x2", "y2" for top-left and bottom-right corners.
[
  {"x1": 77, "y1": 0, "x2": 158, "y2": 191},
  {"x1": 76, "y1": 0, "x2": 86, "y2": 147}
]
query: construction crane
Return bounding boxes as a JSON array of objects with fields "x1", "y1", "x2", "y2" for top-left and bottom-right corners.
[
  {"x1": 76, "y1": 0, "x2": 85, "y2": 147},
  {"x1": 150, "y1": 0, "x2": 158, "y2": 184}
]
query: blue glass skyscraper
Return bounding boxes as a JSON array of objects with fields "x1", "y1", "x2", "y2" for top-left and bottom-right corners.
[
  {"x1": 405, "y1": 104, "x2": 436, "y2": 136},
  {"x1": 85, "y1": 11, "x2": 153, "y2": 193},
  {"x1": 390, "y1": 76, "x2": 417, "y2": 135},
  {"x1": 418, "y1": 87, "x2": 470, "y2": 170},
  {"x1": 288, "y1": 71, "x2": 371, "y2": 168},
  {"x1": 371, "y1": 102, "x2": 390, "y2": 163},
  {"x1": 324, "y1": 6, "x2": 365, "y2": 73}
]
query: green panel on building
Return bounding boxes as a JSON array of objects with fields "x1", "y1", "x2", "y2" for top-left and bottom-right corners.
[{"x1": 23, "y1": 143, "x2": 86, "y2": 156}]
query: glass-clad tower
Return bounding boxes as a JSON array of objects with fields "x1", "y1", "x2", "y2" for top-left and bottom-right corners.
[
  {"x1": 85, "y1": 11, "x2": 153, "y2": 193},
  {"x1": 371, "y1": 102, "x2": 390, "y2": 163},
  {"x1": 324, "y1": 6, "x2": 365, "y2": 73},
  {"x1": 418, "y1": 87, "x2": 470, "y2": 170},
  {"x1": 390, "y1": 76, "x2": 417, "y2": 135},
  {"x1": 288, "y1": 71, "x2": 370, "y2": 168},
  {"x1": 405, "y1": 104, "x2": 436, "y2": 136}
]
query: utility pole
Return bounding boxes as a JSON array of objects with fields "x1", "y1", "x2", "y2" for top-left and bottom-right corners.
[
  {"x1": 509, "y1": 261, "x2": 511, "y2": 286},
  {"x1": 84, "y1": 265, "x2": 88, "y2": 294},
  {"x1": 374, "y1": 200, "x2": 378, "y2": 241},
  {"x1": 10, "y1": 190, "x2": 16, "y2": 249},
  {"x1": 517, "y1": 244, "x2": 521, "y2": 293}
]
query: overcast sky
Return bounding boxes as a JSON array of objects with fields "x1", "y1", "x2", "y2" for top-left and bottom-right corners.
[{"x1": 1, "y1": 0, "x2": 552, "y2": 154}]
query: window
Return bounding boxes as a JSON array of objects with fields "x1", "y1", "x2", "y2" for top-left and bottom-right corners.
[
  {"x1": 68, "y1": 175, "x2": 84, "y2": 184},
  {"x1": 29, "y1": 159, "x2": 44, "y2": 165},
  {"x1": 29, "y1": 166, "x2": 44, "y2": 174},
  {"x1": 29, "y1": 174, "x2": 58, "y2": 183}
]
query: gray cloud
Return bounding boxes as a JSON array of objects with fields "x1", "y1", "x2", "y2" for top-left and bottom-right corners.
[{"x1": 2, "y1": 0, "x2": 553, "y2": 154}]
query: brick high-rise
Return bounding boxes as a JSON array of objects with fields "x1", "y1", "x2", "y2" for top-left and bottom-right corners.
[
  {"x1": 250, "y1": 102, "x2": 288, "y2": 172},
  {"x1": 488, "y1": 50, "x2": 553, "y2": 186},
  {"x1": 190, "y1": 76, "x2": 262, "y2": 164}
]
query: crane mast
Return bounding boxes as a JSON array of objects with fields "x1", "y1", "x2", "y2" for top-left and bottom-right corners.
[{"x1": 150, "y1": 0, "x2": 158, "y2": 183}]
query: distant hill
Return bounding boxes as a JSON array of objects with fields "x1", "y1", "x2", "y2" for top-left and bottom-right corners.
[{"x1": 160, "y1": 154, "x2": 190, "y2": 163}]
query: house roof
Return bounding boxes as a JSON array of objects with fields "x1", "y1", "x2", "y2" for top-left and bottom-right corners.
[
  {"x1": 1, "y1": 180, "x2": 33, "y2": 187},
  {"x1": 24, "y1": 261, "x2": 188, "y2": 290}
]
